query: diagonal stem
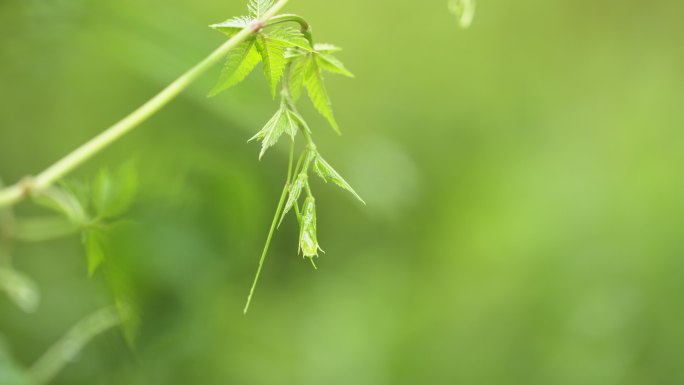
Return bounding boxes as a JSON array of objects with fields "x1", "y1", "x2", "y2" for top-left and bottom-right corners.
[
  {"x1": 0, "y1": 0, "x2": 291, "y2": 209},
  {"x1": 243, "y1": 140, "x2": 295, "y2": 314}
]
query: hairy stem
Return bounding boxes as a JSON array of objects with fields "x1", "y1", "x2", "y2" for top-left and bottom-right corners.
[
  {"x1": 243, "y1": 140, "x2": 295, "y2": 314},
  {"x1": 0, "y1": 0, "x2": 291, "y2": 209}
]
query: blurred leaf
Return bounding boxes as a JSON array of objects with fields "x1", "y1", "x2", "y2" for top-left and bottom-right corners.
[
  {"x1": 448, "y1": 0, "x2": 476, "y2": 29},
  {"x1": 33, "y1": 184, "x2": 88, "y2": 225},
  {"x1": 12, "y1": 216, "x2": 80, "y2": 242},
  {"x1": 313, "y1": 155, "x2": 365, "y2": 204},
  {"x1": 83, "y1": 228, "x2": 108, "y2": 277},
  {"x1": 0, "y1": 268, "x2": 40, "y2": 313},
  {"x1": 92, "y1": 162, "x2": 138, "y2": 220}
]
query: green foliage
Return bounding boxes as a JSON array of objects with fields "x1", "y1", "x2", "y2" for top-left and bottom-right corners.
[
  {"x1": 30, "y1": 162, "x2": 139, "y2": 341},
  {"x1": 210, "y1": 5, "x2": 362, "y2": 311},
  {"x1": 249, "y1": 104, "x2": 299, "y2": 159},
  {"x1": 313, "y1": 155, "x2": 365, "y2": 204},
  {"x1": 208, "y1": 37, "x2": 260, "y2": 97}
]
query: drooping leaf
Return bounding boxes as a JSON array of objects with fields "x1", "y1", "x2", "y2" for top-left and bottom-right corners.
[
  {"x1": 255, "y1": 35, "x2": 288, "y2": 98},
  {"x1": 280, "y1": 173, "x2": 307, "y2": 226},
  {"x1": 249, "y1": 106, "x2": 299, "y2": 159},
  {"x1": 92, "y1": 162, "x2": 138, "y2": 220},
  {"x1": 0, "y1": 268, "x2": 40, "y2": 313},
  {"x1": 313, "y1": 155, "x2": 365, "y2": 204},
  {"x1": 298, "y1": 196, "x2": 321, "y2": 258},
  {"x1": 288, "y1": 57, "x2": 308, "y2": 101},
  {"x1": 83, "y1": 228, "x2": 108, "y2": 277},
  {"x1": 304, "y1": 55, "x2": 339, "y2": 133},
  {"x1": 209, "y1": 37, "x2": 261, "y2": 96},
  {"x1": 248, "y1": 0, "x2": 274, "y2": 18}
]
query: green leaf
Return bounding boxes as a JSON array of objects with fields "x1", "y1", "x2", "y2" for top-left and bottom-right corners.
[
  {"x1": 209, "y1": 37, "x2": 261, "y2": 96},
  {"x1": 210, "y1": 16, "x2": 253, "y2": 36},
  {"x1": 248, "y1": 0, "x2": 274, "y2": 18},
  {"x1": 313, "y1": 155, "x2": 365, "y2": 204},
  {"x1": 249, "y1": 106, "x2": 299, "y2": 159},
  {"x1": 279, "y1": 173, "x2": 307, "y2": 226},
  {"x1": 289, "y1": 57, "x2": 308, "y2": 102},
  {"x1": 316, "y1": 52, "x2": 354, "y2": 78},
  {"x1": 256, "y1": 35, "x2": 288, "y2": 98},
  {"x1": 304, "y1": 55, "x2": 339, "y2": 133},
  {"x1": 83, "y1": 228, "x2": 108, "y2": 277},
  {"x1": 266, "y1": 27, "x2": 312, "y2": 51},
  {"x1": 92, "y1": 162, "x2": 138, "y2": 220},
  {"x1": 0, "y1": 268, "x2": 40, "y2": 313},
  {"x1": 299, "y1": 197, "x2": 321, "y2": 258}
]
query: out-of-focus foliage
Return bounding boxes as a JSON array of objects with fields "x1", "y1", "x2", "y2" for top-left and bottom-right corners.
[{"x1": 1, "y1": 0, "x2": 684, "y2": 384}]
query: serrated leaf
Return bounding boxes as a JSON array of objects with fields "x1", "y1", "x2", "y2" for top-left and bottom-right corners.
[
  {"x1": 313, "y1": 155, "x2": 365, "y2": 204},
  {"x1": 209, "y1": 37, "x2": 261, "y2": 96},
  {"x1": 289, "y1": 57, "x2": 308, "y2": 101},
  {"x1": 266, "y1": 27, "x2": 312, "y2": 51},
  {"x1": 248, "y1": 0, "x2": 274, "y2": 18},
  {"x1": 316, "y1": 52, "x2": 354, "y2": 77},
  {"x1": 210, "y1": 16, "x2": 253, "y2": 36},
  {"x1": 0, "y1": 268, "x2": 40, "y2": 313},
  {"x1": 92, "y1": 162, "x2": 138, "y2": 220},
  {"x1": 256, "y1": 34, "x2": 288, "y2": 98},
  {"x1": 299, "y1": 197, "x2": 321, "y2": 258},
  {"x1": 279, "y1": 173, "x2": 307, "y2": 226},
  {"x1": 83, "y1": 228, "x2": 108, "y2": 277},
  {"x1": 249, "y1": 106, "x2": 298, "y2": 159},
  {"x1": 304, "y1": 55, "x2": 339, "y2": 133}
]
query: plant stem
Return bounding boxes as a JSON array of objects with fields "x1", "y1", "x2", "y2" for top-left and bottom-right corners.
[
  {"x1": 0, "y1": 0, "x2": 291, "y2": 209},
  {"x1": 243, "y1": 140, "x2": 295, "y2": 314},
  {"x1": 28, "y1": 307, "x2": 122, "y2": 385}
]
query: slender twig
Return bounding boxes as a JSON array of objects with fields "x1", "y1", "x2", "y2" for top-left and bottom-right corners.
[
  {"x1": 0, "y1": 0, "x2": 291, "y2": 209},
  {"x1": 243, "y1": 140, "x2": 295, "y2": 314},
  {"x1": 28, "y1": 307, "x2": 122, "y2": 385}
]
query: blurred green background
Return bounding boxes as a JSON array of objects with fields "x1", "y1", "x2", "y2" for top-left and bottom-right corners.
[{"x1": 2, "y1": 0, "x2": 684, "y2": 384}]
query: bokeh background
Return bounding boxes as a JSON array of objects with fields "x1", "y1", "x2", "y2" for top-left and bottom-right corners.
[{"x1": 2, "y1": 0, "x2": 684, "y2": 384}]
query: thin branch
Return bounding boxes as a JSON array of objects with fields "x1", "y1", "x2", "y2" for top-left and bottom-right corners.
[{"x1": 0, "y1": 0, "x2": 291, "y2": 209}]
